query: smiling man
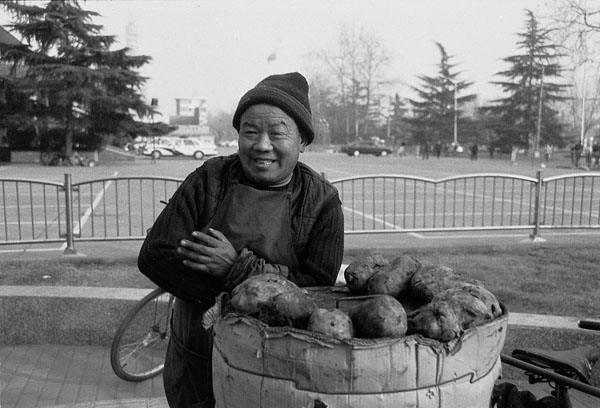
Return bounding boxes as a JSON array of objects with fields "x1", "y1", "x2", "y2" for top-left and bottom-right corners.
[{"x1": 137, "y1": 72, "x2": 345, "y2": 408}]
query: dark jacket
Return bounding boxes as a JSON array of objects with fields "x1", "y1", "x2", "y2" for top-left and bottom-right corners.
[{"x1": 138, "y1": 154, "x2": 345, "y2": 303}]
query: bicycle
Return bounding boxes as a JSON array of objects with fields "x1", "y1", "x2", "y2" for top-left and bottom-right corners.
[
  {"x1": 492, "y1": 320, "x2": 600, "y2": 408},
  {"x1": 110, "y1": 287, "x2": 175, "y2": 382}
]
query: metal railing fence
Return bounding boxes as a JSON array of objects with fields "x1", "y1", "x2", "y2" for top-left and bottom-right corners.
[{"x1": 1, "y1": 171, "x2": 600, "y2": 253}]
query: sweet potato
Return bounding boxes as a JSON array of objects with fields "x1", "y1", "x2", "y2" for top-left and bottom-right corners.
[
  {"x1": 349, "y1": 295, "x2": 407, "y2": 338},
  {"x1": 410, "y1": 264, "x2": 481, "y2": 303},
  {"x1": 307, "y1": 308, "x2": 354, "y2": 340},
  {"x1": 367, "y1": 255, "x2": 422, "y2": 298},
  {"x1": 407, "y1": 301, "x2": 461, "y2": 341},
  {"x1": 230, "y1": 273, "x2": 303, "y2": 314},
  {"x1": 344, "y1": 253, "x2": 389, "y2": 294},
  {"x1": 258, "y1": 290, "x2": 317, "y2": 329}
]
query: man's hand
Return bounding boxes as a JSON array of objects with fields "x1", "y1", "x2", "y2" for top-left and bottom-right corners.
[{"x1": 177, "y1": 228, "x2": 239, "y2": 279}]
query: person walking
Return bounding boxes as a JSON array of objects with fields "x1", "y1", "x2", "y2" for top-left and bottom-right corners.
[{"x1": 470, "y1": 143, "x2": 478, "y2": 160}]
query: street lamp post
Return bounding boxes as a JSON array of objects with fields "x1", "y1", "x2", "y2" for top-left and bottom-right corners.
[
  {"x1": 534, "y1": 65, "x2": 544, "y2": 161},
  {"x1": 451, "y1": 80, "x2": 458, "y2": 147}
]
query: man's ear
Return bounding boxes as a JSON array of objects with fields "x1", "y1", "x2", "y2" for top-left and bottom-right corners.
[{"x1": 300, "y1": 142, "x2": 306, "y2": 153}]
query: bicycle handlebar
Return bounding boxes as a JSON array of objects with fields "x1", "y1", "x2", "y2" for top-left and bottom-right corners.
[{"x1": 578, "y1": 320, "x2": 600, "y2": 331}]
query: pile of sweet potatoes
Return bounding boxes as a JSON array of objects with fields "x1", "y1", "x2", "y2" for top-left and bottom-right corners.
[{"x1": 225, "y1": 253, "x2": 502, "y2": 342}]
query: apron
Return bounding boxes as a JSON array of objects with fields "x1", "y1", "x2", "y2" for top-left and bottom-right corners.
[{"x1": 164, "y1": 180, "x2": 299, "y2": 408}]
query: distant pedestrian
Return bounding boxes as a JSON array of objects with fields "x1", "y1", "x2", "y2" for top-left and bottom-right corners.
[
  {"x1": 584, "y1": 145, "x2": 592, "y2": 168},
  {"x1": 434, "y1": 142, "x2": 442, "y2": 159},
  {"x1": 572, "y1": 142, "x2": 583, "y2": 167},
  {"x1": 510, "y1": 146, "x2": 518, "y2": 165},
  {"x1": 593, "y1": 142, "x2": 600, "y2": 169},
  {"x1": 544, "y1": 144, "x2": 552, "y2": 163},
  {"x1": 470, "y1": 143, "x2": 478, "y2": 160},
  {"x1": 422, "y1": 142, "x2": 430, "y2": 160}
]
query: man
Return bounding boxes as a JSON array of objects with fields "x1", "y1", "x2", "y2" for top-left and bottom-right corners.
[{"x1": 138, "y1": 72, "x2": 345, "y2": 408}]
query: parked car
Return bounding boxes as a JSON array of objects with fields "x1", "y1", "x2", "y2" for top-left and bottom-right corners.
[
  {"x1": 143, "y1": 137, "x2": 218, "y2": 160},
  {"x1": 340, "y1": 140, "x2": 393, "y2": 157}
]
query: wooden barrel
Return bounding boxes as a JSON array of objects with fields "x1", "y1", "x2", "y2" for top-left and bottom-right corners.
[{"x1": 211, "y1": 287, "x2": 508, "y2": 408}]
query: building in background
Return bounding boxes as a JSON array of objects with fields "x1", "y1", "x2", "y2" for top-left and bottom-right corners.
[{"x1": 169, "y1": 97, "x2": 213, "y2": 144}]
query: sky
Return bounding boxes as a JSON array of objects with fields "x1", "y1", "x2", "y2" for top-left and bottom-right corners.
[{"x1": 2, "y1": 0, "x2": 546, "y2": 121}]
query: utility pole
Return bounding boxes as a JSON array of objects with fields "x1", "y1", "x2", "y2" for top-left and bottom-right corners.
[{"x1": 534, "y1": 65, "x2": 544, "y2": 162}]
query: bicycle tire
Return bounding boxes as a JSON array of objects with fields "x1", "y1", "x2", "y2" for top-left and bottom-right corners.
[{"x1": 110, "y1": 287, "x2": 174, "y2": 382}]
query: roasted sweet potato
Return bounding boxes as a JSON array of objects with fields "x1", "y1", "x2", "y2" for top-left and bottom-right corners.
[
  {"x1": 258, "y1": 290, "x2": 317, "y2": 329},
  {"x1": 432, "y1": 288, "x2": 492, "y2": 330},
  {"x1": 349, "y1": 295, "x2": 407, "y2": 338},
  {"x1": 410, "y1": 264, "x2": 481, "y2": 303},
  {"x1": 456, "y1": 283, "x2": 502, "y2": 318},
  {"x1": 344, "y1": 253, "x2": 389, "y2": 294},
  {"x1": 367, "y1": 255, "x2": 422, "y2": 298},
  {"x1": 307, "y1": 308, "x2": 354, "y2": 340},
  {"x1": 407, "y1": 301, "x2": 461, "y2": 342},
  {"x1": 230, "y1": 273, "x2": 303, "y2": 314}
]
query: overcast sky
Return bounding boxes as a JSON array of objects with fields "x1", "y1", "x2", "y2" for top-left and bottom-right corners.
[{"x1": 2, "y1": 0, "x2": 545, "y2": 120}]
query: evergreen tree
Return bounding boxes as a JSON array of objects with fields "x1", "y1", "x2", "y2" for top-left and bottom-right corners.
[
  {"x1": 408, "y1": 42, "x2": 476, "y2": 148},
  {"x1": 0, "y1": 0, "x2": 156, "y2": 159},
  {"x1": 482, "y1": 10, "x2": 567, "y2": 153}
]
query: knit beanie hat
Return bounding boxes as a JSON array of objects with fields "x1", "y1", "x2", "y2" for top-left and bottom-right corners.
[{"x1": 232, "y1": 72, "x2": 314, "y2": 145}]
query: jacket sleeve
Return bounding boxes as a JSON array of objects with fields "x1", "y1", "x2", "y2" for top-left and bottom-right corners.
[{"x1": 137, "y1": 170, "x2": 222, "y2": 302}]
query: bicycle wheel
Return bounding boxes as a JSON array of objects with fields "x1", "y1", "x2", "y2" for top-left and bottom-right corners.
[{"x1": 110, "y1": 288, "x2": 174, "y2": 382}]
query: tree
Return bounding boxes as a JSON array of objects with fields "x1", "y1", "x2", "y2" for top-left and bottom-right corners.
[
  {"x1": 408, "y1": 42, "x2": 476, "y2": 147},
  {"x1": 311, "y1": 24, "x2": 391, "y2": 144},
  {"x1": 545, "y1": 0, "x2": 600, "y2": 146},
  {"x1": 0, "y1": 0, "x2": 156, "y2": 159},
  {"x1": 483, "y1": 10, "x2": 568, "y2": 153}
]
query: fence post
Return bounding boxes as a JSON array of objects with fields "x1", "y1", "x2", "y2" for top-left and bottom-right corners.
[
  {"x1": 62, "y1": 173, "x2": 77, "y2": 255},
  {"x1": 529, "y1": 170, "x2": 546, "y2": 242}
]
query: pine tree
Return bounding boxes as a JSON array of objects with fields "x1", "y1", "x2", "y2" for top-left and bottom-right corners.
[
  {"x1": 483, "y1": 10, "x2": 567, "y2": 153},
  {"x1": 0, "y1": 0, "x2": 155, "y2": 159},
  {"x1": 408, "y1": 42, "x2": 476, "y2": 148}
]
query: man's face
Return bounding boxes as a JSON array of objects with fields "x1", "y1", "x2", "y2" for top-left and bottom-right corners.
[{"x1": 238, "y1": 104, "x2": 305, "y2": 186}]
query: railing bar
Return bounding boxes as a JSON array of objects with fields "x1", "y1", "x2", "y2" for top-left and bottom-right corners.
[
  {"x1": 140, "y1": 179, "x2": 145, "y2": 235},
  {"x1": 551, "y1": 179, "x2": 557, "y2": 225},
  {"x1": 102, "y1": 180, "x2": 108, "y2": 237},
  {"x1": 2, "y1": 182, "x2": 7, "y2": 239},
  {"x1": 500, "y1": 178, "x2": 505, "y2": 226},
  {"x1": 393, "y1": 178, "x2": 397, "y2": 228},
  {"x1": 491, "y1": 177, "x2": 496, "y2": 227},
  {"x1": 589, "y1": 178, "x2": 595, "y2": 225},
  {"x1": 89, "y1": 183, "x2": 95, "y2": 237},
  {"x1": 451, "y1": 180, "x2": 456, "y2": 228},
  {"x1": 362, "y1": 178, "x2": 366, "y2": 230},
  {"x1": 16, "y1": 182, "x2": 22, "y2": 240},
  {"x1": 371, "y1": 178, "x2": 376, "y2": 230},
  {"x1": 382, "y1": 178, "x2": 387, "y2": 230},
  {"x1": 115, "y1": 180, "x2": 120, "y2": 236},
  {"x1": 517, "y1": 180, "x2": 523, "y2": 225},
  {"x1": 570, "y1": 178, "x2": 576, "y2": 225},
  {"x1": 542, "y1": 178, "x2": 548, "y2": 227},
  {"x1": 432, "y1": 183, "x2": 437, "y2": 229},
  {"x1": 442, "y1": 182, "x2": 446, "y2": 228},
  {"x1": 56, "y1": 183, "x2": 62, "y2": 239},
  {"x1": 409, "y1": 180, "x2": 414, "y2": 229},
  {"x1": 28, "y1": 183, "x2": 35, "y2": 238},
  {"x1": 462, "y1": 178, "x2": 467, "y2": 228},
  {"x1": 402, "y1": 179, "x2": 408, "y2": 228},
  {"x1": 561, "y1": 178, "x2": 567, "y2": 225},
  {"x1": 482, "y1": 177, "x2": 487, "y2": 227},
  {"x1": 471, "y1": 178, "x2": 477, "y2": 227},
  {"x1": 127, "y1": 179, "x2": 133, "y2": 236},
  {"x1": 579, "y1": 177, "x2": 585, "y2": 225}
]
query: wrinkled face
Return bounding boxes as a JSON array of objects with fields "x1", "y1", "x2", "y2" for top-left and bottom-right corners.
[{"x1": 238, "y1": 104, "x2": 305, "y2": 186}]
